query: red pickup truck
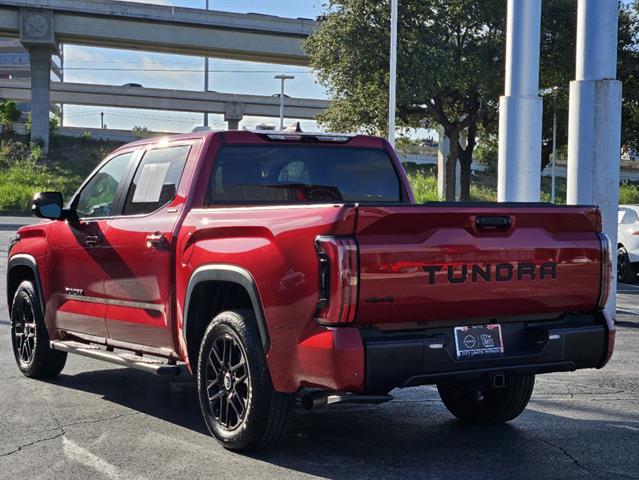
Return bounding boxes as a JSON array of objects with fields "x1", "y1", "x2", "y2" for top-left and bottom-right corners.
[{"x1": 7, "y1": 130, "x2": 614, "y2": 451}]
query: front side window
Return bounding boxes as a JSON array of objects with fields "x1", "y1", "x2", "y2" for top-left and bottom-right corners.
[
  {"x1": 75, "y1": 152, "x2": 134, "y2": 218},
  {"x1": 207, "y1": 146, "x2": 402, "y2": 204},
  {"x1": 123, "y1": 145, "x2": 190, "y2": 215}
]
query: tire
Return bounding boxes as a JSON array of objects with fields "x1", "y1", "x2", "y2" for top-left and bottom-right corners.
[
  {"x1": 197, "y1": 309, "x2": 293, "y2": 451},
  {"x1": 10, "y1": 280, "x2": 67, "y2": 379},
  {"x1": 437, "y1": 374, "x2": 535, "y2": 424},
  {"x1": 617, "y1": 246, "x2": 636, "y2": 283}
]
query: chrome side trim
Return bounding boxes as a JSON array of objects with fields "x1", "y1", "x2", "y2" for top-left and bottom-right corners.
[
  {"x1": 183, "y1": 264, "x2": 269, "y2": 351},
  {"x1": 62, "y1": 294, "x2": 165, "y2": 312}
]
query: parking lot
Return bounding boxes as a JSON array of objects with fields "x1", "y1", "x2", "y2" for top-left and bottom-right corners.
[{"x1": 0, "y1": 217, "x2": 637, "y2": 480}]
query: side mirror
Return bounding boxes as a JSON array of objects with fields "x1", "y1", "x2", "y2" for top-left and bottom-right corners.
[{"x1": 32, "y1": 192, "x2": 64, "y2": 220}]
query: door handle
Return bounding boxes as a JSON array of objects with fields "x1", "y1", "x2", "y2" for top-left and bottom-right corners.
[
  {"x1": 84, "y1": 234, "x2": 103, "y2": 247},
  {"x1": 146, "y1": 232, "x2": 167, "y2": 249}
]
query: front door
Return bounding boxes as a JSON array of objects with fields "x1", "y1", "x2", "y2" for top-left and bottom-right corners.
[
  {"x1": 101, "y1": 143, "x2": 192, "y2": 351},
  {"x1": 49, "y1": 151, "x2": 136, "y2": 338}
]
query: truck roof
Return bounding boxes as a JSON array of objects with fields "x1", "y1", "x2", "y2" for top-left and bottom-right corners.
[{"x1": 113, "y1": 130, "x2": 386, "y2": 152}]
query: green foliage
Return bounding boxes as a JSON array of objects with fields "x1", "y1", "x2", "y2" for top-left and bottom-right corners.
[
  {"x1": 0, "y1": 134, "x2": 124, "y2": 213},
  {"x1": 0, "y1": 100, "x2": 22, "y2": 132},
  {"x1": 403, "y1": 163, "x2": 439, "y2": 202},
  {"x1": 619, "y1": 183, "x2": 639, "y2": 205},
  {"x1": 132, "y1": 126, "x2": 152, "y2": 139},
  {"x1": 474, "y1": 134, "x2": 498, "y2": 174},
  {"x1": 306, "y1": 0, "x2": 503, "y2": 135}
]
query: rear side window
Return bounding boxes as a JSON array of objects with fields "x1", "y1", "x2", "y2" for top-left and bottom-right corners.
[
  {"x1": 123, "y1": 145, "x2": 190, "y2": 215},
  {"x1": 207, "y1": 146, "x2": 402, "y2": 204}
]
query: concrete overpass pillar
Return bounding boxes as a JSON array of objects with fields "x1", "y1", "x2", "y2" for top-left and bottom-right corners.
[
  {"x1": 566, "y1": 0, "x2": 622, "y2": 320},
  {"x1": 19, "y1": 8, "x2": 56, "y2": 154},
  {"x1": 497, "y1": 0, "x2": 543, "y2": 202},
  {"x1": 225, "y1": 101, "x2": 244, "y2": 131},
  {"x1": 27, "y1": 47, "x2": 53, "y2": 151}
]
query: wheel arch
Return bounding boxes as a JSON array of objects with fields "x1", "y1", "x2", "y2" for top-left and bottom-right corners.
[
  {"x1": 183, "y1": 264, "x2": 270, "y2": 367},
  {"x1": 7, "y1": 254, "x2": 45, "y2": 316}
]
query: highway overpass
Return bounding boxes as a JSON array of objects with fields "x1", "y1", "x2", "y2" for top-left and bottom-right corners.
[
  {"x1": 0, "y1": 79, "x2": 330, "y2": 128},
  {"x1": 0, "y1": 0, "x2": 315, "y2": 65},
  {"x1": 0, "y1": 0, "x2": 318, "y2": 151}
]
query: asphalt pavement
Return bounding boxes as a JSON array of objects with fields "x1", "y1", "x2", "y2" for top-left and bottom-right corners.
[{"x1": 0, "y1": 217, "x2": 637, "y2": 480}]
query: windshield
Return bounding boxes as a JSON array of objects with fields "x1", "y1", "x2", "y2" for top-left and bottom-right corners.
[{"x1": 207, "y1": 145, "x2": 403, "y2": 204}]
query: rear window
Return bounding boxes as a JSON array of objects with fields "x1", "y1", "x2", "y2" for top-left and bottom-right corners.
[{"x1": 206, "y1": 146, "x2": 402, "y2": 204}]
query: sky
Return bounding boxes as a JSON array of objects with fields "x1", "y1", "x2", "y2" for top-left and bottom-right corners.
[{"x1": 61, "y1": 0, "x2": 330, "y2": 133}]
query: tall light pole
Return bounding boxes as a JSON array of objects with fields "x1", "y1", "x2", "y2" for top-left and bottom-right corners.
[
  {"x1": 204, "y1": 0, "x2": 209, "y2": 127},
  {"x1": 497, "y1": 0, "x2": 543, "y2": 202},
  {"x1": 387, "y1": 0, "x2": 398, "y2": 148},
  {"x1": 274, "y1": 74, "x2": 294, "y2": 130},
  {"x1": 567, "y1": 0, "x2": 622, "y2": 321},
  {"x1": 551, "y1": 89, "x2": 557, "y2": 203}
]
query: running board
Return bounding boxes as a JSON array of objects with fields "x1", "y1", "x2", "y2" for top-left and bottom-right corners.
[{"x1": 50, "y1": 340, "x2": 181, "y2": 376}]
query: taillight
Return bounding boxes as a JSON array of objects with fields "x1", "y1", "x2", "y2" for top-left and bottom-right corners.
[
  {"x1": 597, "y1": 233, "x2": 612, "y2": 309},
  {"x1": 314, "y1": 236, "x2": 359, "y2": 325}
]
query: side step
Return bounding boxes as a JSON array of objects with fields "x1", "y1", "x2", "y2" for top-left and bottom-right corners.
[{"x1": 50, "y1": 340, "x2": 181, "y2": 376}]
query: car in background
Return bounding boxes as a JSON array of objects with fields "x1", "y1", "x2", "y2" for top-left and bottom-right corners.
[
  {"x1": 121, "y1": 83, "x2": 143, "y2": 88},
  {"x1": 618, "y1": 205, "x2": 639, "y2": 283}
]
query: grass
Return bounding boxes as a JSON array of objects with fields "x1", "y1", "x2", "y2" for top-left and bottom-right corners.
[
  {"x1": 0, "y1": 134, "x2": 124, "y2": 213},
  {"x1": 1, "y1": 135, "x2": 638, "y2": 212}
]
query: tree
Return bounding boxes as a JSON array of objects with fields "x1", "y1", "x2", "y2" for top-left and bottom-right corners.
[
  {"x1": 306, "y1": 0, "x2": 504, "y2": 201},
  {"x1": 0, "y1": 100, "x2": 22, "y2": 133},
  {"x1": 307, "y1": 0, "x2": 639, "y2": 199},
  {"x1": 484, "y1": 0, "x2": 639, "y2": 171}
]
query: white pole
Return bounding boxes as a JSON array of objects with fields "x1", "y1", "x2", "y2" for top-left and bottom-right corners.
[
  {"x1": 274, "y1": 74, "x2": 294, "y2": 130},
  {"x1": 567, "y1": 0, "x2": 622, "y2": 320},
  {"x1": 551, "y1": 106, "x2": 557, "y2": 203},
  {"x1": 204, "y1": 0, "x2": 209, "y2": 127},
  {"x1": 497, "y1": 0, "x2": 543, "y2": 202},
  {"x1": 387, "y1": 0, "x2": 398, "y2": 147}
]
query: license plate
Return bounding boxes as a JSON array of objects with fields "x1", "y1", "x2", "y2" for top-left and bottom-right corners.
[{"x1": 454, "y1": 324, "x2": 504, "y2": 358}]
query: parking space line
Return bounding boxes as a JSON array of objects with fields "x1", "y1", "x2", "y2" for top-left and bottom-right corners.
[{"x1": 63, "y1": 438, "x2": 147, "y2": 480}]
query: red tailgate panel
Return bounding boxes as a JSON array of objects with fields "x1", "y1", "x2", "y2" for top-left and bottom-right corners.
[{"x1": 355, "y1": 205, "x2": 601, "y2": 326}]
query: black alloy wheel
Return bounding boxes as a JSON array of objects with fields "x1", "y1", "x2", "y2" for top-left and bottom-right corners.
[
  {"x1": 197, "y1": 310, "x2": 293, "y2": 451},
  {"x1": 10, "y1": 280, "x2": 66, "y2": 378},
  {"x1": 205, "y1": 330, "x2": 250, "y2": 430},
  {"x1": 12, "y1": 291, "x2": 37, "y2": 366}
]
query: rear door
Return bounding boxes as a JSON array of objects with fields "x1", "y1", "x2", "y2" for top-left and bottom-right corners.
[
  {"x1": 354, "y1": 205, "x2": 602, "y2": 326},
  {"x1": 101, "y1": 142, "x2": 194, "y2": 351}
]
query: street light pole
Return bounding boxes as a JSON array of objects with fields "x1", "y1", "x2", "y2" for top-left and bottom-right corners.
[
  {"x1": 274, "y1": 74, "x2": 294, "y2": 130},
  {"x1": 204, "y1": 0, "x2": 209, "y2": 127},
  {"x1": 388, "y1": 0, "x2": 398, "y2": 148},
  {"x1": 551, "y1": 92, "x2": 557, "y2": 203}
]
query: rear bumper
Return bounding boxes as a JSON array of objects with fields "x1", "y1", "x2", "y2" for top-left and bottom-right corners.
[{"x1": 362, "y1": 311, "x2": 614, "y2": 392}]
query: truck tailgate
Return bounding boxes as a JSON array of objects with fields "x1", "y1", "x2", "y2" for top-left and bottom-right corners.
[{"x1": 355, "y1": 205, "x2": 602, "y2": 326}]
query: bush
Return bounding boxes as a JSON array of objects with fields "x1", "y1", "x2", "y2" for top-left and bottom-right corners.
[
  {"x1": 0, "y1": 100, "x2": 22, "y2": 132},
  {"x1": 620, "y1": 183, "x2": 639, "y2": 204}
]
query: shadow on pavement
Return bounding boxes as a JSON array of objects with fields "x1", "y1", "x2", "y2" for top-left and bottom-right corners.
[{"x1": 44, "y1": 367, "x2": 638, "y2": 480}]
